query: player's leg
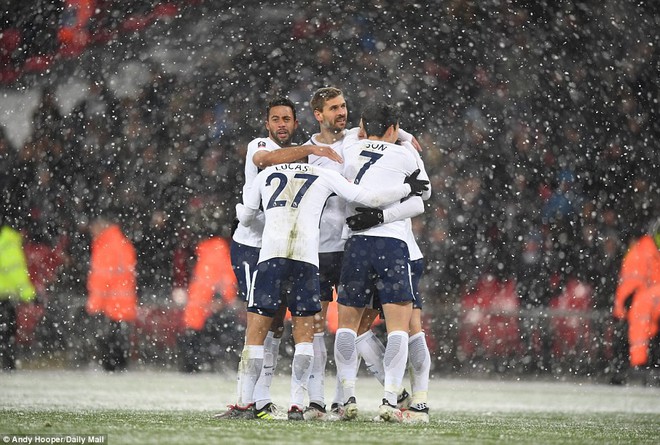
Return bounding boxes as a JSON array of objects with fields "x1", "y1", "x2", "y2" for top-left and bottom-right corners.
[
  {"x1": 253, "y1": 304, "x2": 287, "y2": 413},
  {"x1": 334, "y1": 236, "x2": 374, "y2": 420},
  {"x1": 308, "y1": 251, "x2": 342, "y2": 419},
  {"x1": 403, "y1": 258, "x2": 431, "y2": 423},
  {"x1": 289, "y1": 314, "x2": 315, "y2": 420},
  {"x1": 225, "y1": 241, "x2": 259, "y2": 411},
  {"x1": 377, "y1": 302, "x2": 412, "y2": 423},
  {"x1": 373, "y1": 237, "x2": 414, "y2": 422},
  {"x1": 288, "y1": 261, "x2": 322, "y2": 421},
  {"x1": 240, "y1": 311, "x2": 272, "y2": 407},
  {"x1": 405, "y1": 308, "x2": 431, "y2": 423},
  {"x1": 217, "y1": 256, "x2": 272, "y2": 420},
  {"x1": 355, "y1": 302, "x2": 412, "y2": 411},
  {"x1": 381, "y1": 302, "x2": 412, "y2": 397},
  {"x1": 356, "y1": 308, "x2": 385, "y2": 384},
  {"x1": 334, "y1": 304, "x2": 364, "y2": 398},
  {"x1": 307, "y1": 300, "x2": 329, "y2": 411}
]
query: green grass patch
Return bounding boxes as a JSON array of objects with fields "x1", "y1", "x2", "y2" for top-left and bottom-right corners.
[{"x1": 2, "y1": 409, "x2": 658, "y2": 445}]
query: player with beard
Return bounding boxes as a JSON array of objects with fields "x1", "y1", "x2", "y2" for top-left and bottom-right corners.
[
  {"x1": 216, "y1": 97, "x2": 341, "y2": 420},
  {"x1": 234, "y1": 161, "x2": 427, "y2": 420},
  {"x1": 302, "y1": 88, "x2": 420, "y2": 420}
]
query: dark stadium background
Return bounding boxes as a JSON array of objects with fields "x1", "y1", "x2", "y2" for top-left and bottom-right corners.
[{"x1": 1, "y1": 0, "x2": 658, "y2": 380}]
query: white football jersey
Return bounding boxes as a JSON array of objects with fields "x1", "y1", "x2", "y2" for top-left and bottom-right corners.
[
  {"x1": 232, "y1": 137, "x2": 282, "y2": 248},
  {"x1": 306, "y1": 127, "x2": 361, "y2": 253},
  {"x1": 382, "y1": 141, "x2": 431, "y2": 261},
  {"x1": 237, "y1": 163, "x2": 412, "y2": 267},
  {"x1": 343, "y1": 139, "x2": 421, "y2": 242},
  {"x1": 406, "y1": 219, "x2": 423, "y2": 261}
]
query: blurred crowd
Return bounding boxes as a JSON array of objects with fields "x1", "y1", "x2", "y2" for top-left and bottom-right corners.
[{"x1": 0, "y1": 1, "x2": 658, "y2": 373}]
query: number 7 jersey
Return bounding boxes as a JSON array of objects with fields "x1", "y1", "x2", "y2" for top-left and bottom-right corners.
[
  {"x1": 237, "y1": 163, "x2": 412, "y2": 267},
  {"x1": 342, "y1": 139, "x2": 423, "y2": 241}
]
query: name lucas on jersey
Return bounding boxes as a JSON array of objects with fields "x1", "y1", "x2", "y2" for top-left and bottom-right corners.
[{"x1": 274, "y1": 163, "x2": 311, "y2": 172}]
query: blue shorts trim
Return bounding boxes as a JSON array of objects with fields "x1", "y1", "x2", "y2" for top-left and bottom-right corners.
[
  {"x1": 230, "y1": 241, "x2": 260, "y2": 303},
  {"x1": 410, "y1": 258, "x2": 424, "y2": 310},
  {"x1": 371, "y1": 258, "x2": 425, "y2": 315}
]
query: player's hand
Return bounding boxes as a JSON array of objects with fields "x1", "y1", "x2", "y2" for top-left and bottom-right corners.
[
  {"x1": 346, "y1": 207, "x2": 384, "y2": 231},
  {"x1": 310, "y1": 145, "x2": 343, "y2": 163},
  {"x1": 404, "y1": 169, "x2": 429, "y2": 195}
]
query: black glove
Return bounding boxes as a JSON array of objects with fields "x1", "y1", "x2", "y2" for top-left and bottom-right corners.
[
  {"x1": 346, "y1": 207, "x2": 384, "y2": 231},
  {"x1": 404, "y1": 169, "x2": 429, "y2": 196}
]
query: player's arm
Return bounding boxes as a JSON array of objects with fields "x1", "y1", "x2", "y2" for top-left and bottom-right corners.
[
  {"x1": 253, "y1": 144, "x2": 343, "y2": 168},
  {"x1": 347, "y1": 196, "x2": 425, "y2": 231},
  {"x1": 384, "y1": 196, "x2": 425, "y2": 222},
  {"x1": 401, "y1": 141, "x2": 431, "y2": 200},
  {"x1": 236, "y1": 174, "x2": 263, "y2": 227},
  {"x1": 398, "y1": 128, "x2": 422, "y2": 152},
  {"x1": 329, "y1": 170, "x2": 428, "y2": 209}
]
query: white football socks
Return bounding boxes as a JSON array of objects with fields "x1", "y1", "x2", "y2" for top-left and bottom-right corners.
[
  {"x1": 253, "y1": 331, "x2": 281, "y2": 410},
  {"x1": 308, "y1": 332, "x2": 327, "y2": 407},
  {"x1": 334, "y1": 328, "x2": 358, "y2": 402},
  {"x1": 408, "y1": 331, "x2": 431, "y2": 406},
  {"x1": 238, "y1": 345, "x2": 264, "y2": 407},
  {"x1": 383, "y1": 330, "x2": 409, "y2": 406},
  {"x1": 290, "y1": 342, "x2": 314, "y2": 409},
  {"x1": 356, "y1": 330, "x2": 386, "y2": 385}
]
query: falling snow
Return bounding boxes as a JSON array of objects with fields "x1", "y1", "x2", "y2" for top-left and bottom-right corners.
[{"x1": 0, "y1": 1, "x2": 658, "y2": 379}]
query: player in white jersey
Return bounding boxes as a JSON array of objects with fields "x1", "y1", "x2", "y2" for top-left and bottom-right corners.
[
  {"x1": 345, "y1": 140, "x2": 433, "y2": 424},
  {"x1": 217, "y1": 97, "x2": 341, "y2": 420},
  {"x1": 303, "y1": 87, "x2": 421, "y2": 420},
  {"x1": 334, "y1": 102, "x2": 425, "y2": 422},
  {"x1": 235, "y1": 162, "x2": 428, "y2": 420}
]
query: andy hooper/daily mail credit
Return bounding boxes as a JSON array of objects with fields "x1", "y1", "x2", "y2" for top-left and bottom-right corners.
[{"x1": 2, "y1": 435, "x2": 106, "y2": 444}]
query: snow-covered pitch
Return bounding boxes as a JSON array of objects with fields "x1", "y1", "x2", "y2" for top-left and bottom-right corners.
[{"x1": 4, "y1": 370, "x2": 658, "y2": 415}]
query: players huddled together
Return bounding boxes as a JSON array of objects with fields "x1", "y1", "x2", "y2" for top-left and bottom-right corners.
[{"x1": 215, "y1": 87, "x2": 432, "y2": 424}]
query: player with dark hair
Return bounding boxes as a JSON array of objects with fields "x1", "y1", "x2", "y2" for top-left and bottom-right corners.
[
  {"x1": 335, "y1": 101, "x2": 427, "y2": 422},
  {"x1": 216, "y1": 97, "x2": 341, "y2": 420},
  {"x1": 303, "y1": 87, "x2": 421, "y2": 420},
  {"x1": 235, "y1": 160, "x2": 427, "y2": 420},
  {"x1": 345, "y1": 137, "x2": 432, "y2": 423}
]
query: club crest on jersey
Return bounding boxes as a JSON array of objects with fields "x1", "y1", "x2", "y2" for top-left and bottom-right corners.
[{"x1": 258, "y1": 141, "x2": 266, "y2": 148}]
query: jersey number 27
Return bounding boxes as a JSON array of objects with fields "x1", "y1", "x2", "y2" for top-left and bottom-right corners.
[{"x1": 265, "y1": 173, "x2": 318, "y2": 209}]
